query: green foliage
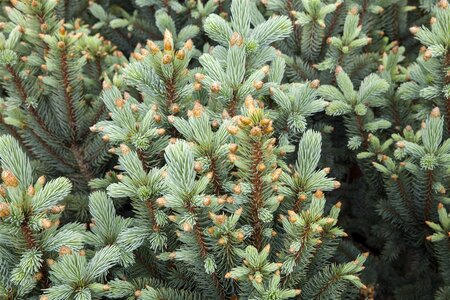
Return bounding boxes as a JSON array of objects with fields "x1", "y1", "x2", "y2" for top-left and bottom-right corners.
[
  {"x1": 399, "y1": 1, "x2": 450, "y2": 133},
  {"x1": 0, "y1": 0, "x2": 449, "y2": 299},
  {"x1": 0, "y1": 135, "x2": 83, "y2": 299},
  {"x1": 0, "y1": 0, "x2": 123, "y2": 190},
  {"x1": 319, "y1": 68, "x2": 390, "y2": 150}
]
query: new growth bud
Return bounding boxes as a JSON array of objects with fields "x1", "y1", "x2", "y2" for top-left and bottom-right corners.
[{"x1": 1, "y1": 170, "x2": 18, "y2": 187}]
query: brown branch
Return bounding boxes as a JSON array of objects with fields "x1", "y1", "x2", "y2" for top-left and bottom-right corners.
[
  {"x1": 228, "y1": 90, "x2": 238, "y2": 118},
  {"x1": 358, "y1": 0, "x2": 368, "y2": 27},
  {"x1": 60, "y1": 48, "x2": 78, "y2": 141},
  {"x1": 292, "y1": 196, "x2": 304, "y2": 214},
  {"x1": 250, "y1": 141, "x2": 264, "y2": 250},
  {"x1": 60, "y1": 49, "x2": 97, "y2": 183},
  {"x1": 21, "y1": 213, "x2": 53, "y2": 287},
  {"x1": 355, "y1": 114, "x2": 368, "y2": 149},
  {"x1": 95, "y1": 57, "x2": 102, "y2": 81},
  {"x1": 70, "y1": 144, "x2": 95, "y2": 181},
  {"x1": 209, "y1": 157, "x2": 224, "y2": 196},
  {"x1": 165, "y1": 77, "x2": 176, "y2": 109},
  {"x1": 21, "y1": 221, "x2": 36, "y2": 248},
  {"x1": 35, "y1": 10, "x2": 50, "y2": 54},
  {"x1": 40, "y1": 261, "x2": 51, "y2": 289},
  {"x1": 193, "y1": 223, "x2": 209, "y2": 258},
  {"x1": 164, "y1": 76, "x2": 182, "y2": 137},
  {"x1": 145, "y1": 200, "x2": 160, "y2": 232},
  {"x1": 446, "y1": 92, "x2": 450, "y2": 136},
  {"x1": 6, "y1": 65, "x2": 28, "y2": 101},
  {"x1": 137, "y1": 149, "x2": 150, "y2": 172}
]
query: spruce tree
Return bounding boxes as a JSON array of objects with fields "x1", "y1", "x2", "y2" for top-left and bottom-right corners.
[{"x1": 0, "y1": 0, "x2": 449, "y2": 299}]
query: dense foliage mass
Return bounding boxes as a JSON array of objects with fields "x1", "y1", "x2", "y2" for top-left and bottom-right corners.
[{"x1": 0, "y1": 0, "x2": 449, "y2": 299}]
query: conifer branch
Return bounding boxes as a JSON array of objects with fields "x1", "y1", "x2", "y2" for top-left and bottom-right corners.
[
  {"x1": 0, "y1": 119, "x2": 35, "y2": 159},
  {"x1": 60, "y1": 46, "x2": 78, "y2": 141},
  {"x1": 354, "y1": 114, "x2": 368, "y2": 149},
  {"x1": 249, "y1": 140, "x2": 264, "y2": 250},
  {"x1": 145, "y1": 199, "x2": 160, "y2": 232},
  {"x1": 445, "y1": 51, "x2": 450, "y2": 135},
  {"x1": 5, "y1": 64, "x2": 56, "y2": 139},
  {"x1": 192, "y1": 222, "x2": 227, "y2": 300},
  {"x1": 424, "y1": 170, "x2": 435, "y2": 221},
  {"x1": 209, "y1": 156, "x2": 225, "y2": 196},
  {"x1": 1, "y1": 0, "x2": 442, "y2": 298},
  {"x1": 28, "y1": 129, "x2": 75, "y2": 169},
  {"x1": 69, "y1": 143, "x2": 95, "y2": 181},
  {"x1": 394, "y1": 178, "x2": 419, "y2": 223}
]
